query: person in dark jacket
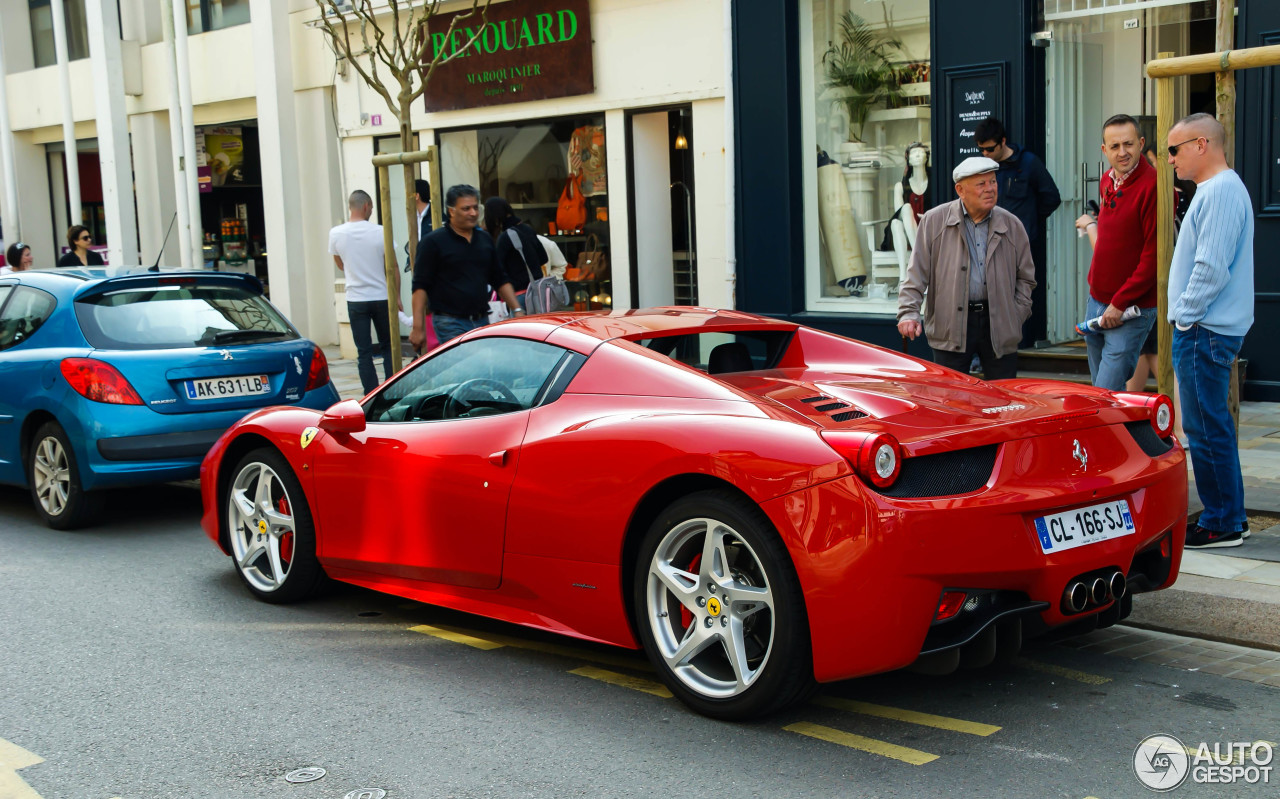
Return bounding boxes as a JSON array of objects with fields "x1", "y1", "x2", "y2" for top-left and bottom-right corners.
[
  {"x1": 974, "y1": 117, "x2": 1061, "y2": 246},
  {"x1": 57, "y1": 226, "x2": 105, "y2": 267},
  {"x1": 483, "y1": 197, "x2": 548, "y2": 310}
]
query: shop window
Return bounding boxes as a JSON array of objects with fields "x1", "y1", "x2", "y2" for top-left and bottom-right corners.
[
  {"x1": 801, "y1": 0, "x2": 931, "y2": 316},
  {"x1": 186, "y1": 0, "x2": 251, "y2": 35},
  {"x1": 29, "y1": 0, "x2": 91, "y2": 68},
  {"x1": 439, "y1": 115, "x2": 611, "y2": 310}
]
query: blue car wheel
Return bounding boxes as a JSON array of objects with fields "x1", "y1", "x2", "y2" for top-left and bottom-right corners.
[{"x1": 30, "y1": 421, "x2": 103, "y2": 530}]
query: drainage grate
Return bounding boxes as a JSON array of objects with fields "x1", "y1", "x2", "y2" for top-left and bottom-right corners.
[{"x1": 284, "y1": 767, "x2": 326, "y2": 784}]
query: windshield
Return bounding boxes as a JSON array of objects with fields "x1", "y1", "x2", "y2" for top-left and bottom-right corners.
[{"x1": 75, "y1": 284, "x2": 297, "y2": 350}]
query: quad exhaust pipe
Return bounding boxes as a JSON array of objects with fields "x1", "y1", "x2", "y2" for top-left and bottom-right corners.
[{"x1": 1062, "y1": 569, "x2": 1126, "y2": 614}]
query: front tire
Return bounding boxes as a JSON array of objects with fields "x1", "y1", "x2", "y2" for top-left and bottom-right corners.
[
  {"x1": 28, "y1": 421, "x2": 101, "y2": 530},
  {"x1": 632, "y1": 490, "x2": 814, "y2": 720},
  {"x1": 224, "y1": 447, "x2": 324, "y2": 603}
]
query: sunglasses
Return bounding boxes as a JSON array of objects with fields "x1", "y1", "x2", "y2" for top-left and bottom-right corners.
[
  {"x1": 78, "y1": 235, "x2": 92, "y2": 241},
  {"x1": 1167, "y1": 137, "x2": 1204, "y2": 157},
  {"x1": 977, "y1": 144, "x2": 1000, "y2": 154}
]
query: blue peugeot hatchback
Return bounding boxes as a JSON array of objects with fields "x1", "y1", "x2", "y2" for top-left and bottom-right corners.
[{"x1": 0, "y1": 268, "x2": 340, "y2": 528}]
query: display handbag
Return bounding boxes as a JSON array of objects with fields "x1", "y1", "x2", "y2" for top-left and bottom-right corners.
[
  {"x1": 487, "y1": 288, "x2": 509, "y2": 324},
  {"x1": 575, "y1": 234, "x2": 608, "y2": 281},
  {"x1": 556, "y1": 174, "x2": 586, "y2": 233}
]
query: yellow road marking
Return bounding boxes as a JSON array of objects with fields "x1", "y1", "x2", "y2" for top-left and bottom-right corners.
[
  {"x1": 569, "y1": 666, "x2": 673, "y2": 698},
  {"x1": 784, "y1": 722, "x2": 939, "y2": 765},
  {"x1": 408, "y1": 624, "x2": 506, "y2": 650},
  {"x1": 1015, "y1": 657, "x2": 1112, "y2": 685},
  {"x1": 0, "y1": 738, "x2": 44, "y2": 799},
  {"x1": 408, "y1": 624, "x2": 652, "y2": 671},
  {"x1": 814, "y1": 696, "x2": 1001, "y2": 736}
]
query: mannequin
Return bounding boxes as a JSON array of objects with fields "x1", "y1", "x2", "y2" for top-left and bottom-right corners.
[{"x1": 892, "y1": 142, "x2": 930, "y2": 248}]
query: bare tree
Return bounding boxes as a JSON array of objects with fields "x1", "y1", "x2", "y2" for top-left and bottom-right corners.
[{"x1": 315, "y1": 0, "x2": 493, "y2": 260}]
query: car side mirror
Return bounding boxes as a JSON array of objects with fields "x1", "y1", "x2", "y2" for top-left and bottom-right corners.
[{"x1": 318, "y1": 399, "x2": 366, "y2": 434}]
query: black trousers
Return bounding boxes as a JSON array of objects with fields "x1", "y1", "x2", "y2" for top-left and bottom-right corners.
[{"x1": 932, "y1": 305, "x2": 1018, "y2": 380}]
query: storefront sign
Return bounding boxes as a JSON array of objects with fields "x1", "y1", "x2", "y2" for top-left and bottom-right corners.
[
  {"x1": 422, "y1": 0, "x2": 593, "y2": 112},
  {"x1": 945, "y1": 64, "x2": 1005, "y2": 163}
]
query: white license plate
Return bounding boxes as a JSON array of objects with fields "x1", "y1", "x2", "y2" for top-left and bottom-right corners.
[
  {"x1": 1034, "y1": 499, "x2": 1135, "y2": 554},
  {"x1": 184, "y1": 374, "x2": 271, "y2": 401}
]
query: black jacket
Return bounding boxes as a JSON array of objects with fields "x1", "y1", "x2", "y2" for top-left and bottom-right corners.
[
  {"x1": 993, "y1": 144, "x2": 1061, "y2": 244},
  {"x1": 494, "y1": 216, "x2": 548, "y2": 292}
]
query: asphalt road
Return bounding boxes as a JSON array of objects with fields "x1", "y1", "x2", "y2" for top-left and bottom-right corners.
[{"x1": 1, "y1": 483, "x2": 1277, "y2": 799}]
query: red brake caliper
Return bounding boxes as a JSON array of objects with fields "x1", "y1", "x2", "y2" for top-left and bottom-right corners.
[
  {"x1": 679, "y1": 554, "x2": 702, "y2": 629},
  {"x1": 277, "y1": 494, "x2": 293, "y2": 565}
]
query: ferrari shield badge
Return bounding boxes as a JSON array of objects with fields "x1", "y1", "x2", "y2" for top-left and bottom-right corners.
[
  {"x1": 300, "y1": 426, "x2": 320, "y2": 449},
  {"x1": 706, "y1": 597, "x2": 722, "y2": 617}
]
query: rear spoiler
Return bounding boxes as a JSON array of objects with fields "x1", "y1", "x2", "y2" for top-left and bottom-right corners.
[{"x1": 73, "y1": 270, "x2": 263, "y2": 301}]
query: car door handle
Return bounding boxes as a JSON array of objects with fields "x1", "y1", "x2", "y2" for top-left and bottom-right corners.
[{"x1": 488, "y1": 450, "x2": 508, "y2": 466}]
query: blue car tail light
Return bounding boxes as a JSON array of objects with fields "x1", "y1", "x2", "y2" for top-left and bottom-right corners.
[
  {"x1": 304, "y1": 345, "x2": 330, "y2": 391},
  {"x1": 60, "y1": 358, "x2": 144, "y2": 405}
]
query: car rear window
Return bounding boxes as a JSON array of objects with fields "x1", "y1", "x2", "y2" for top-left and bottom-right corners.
[
  {"x1": 635, "y1": 330, "x2": 791, "y2": 375},
  {"x1": 75, "y1": 284, "x2": 298, "y2": 350}
]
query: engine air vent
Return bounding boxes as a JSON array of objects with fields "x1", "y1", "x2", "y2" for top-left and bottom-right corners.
[
  {"x1": 831, "y1": 410, "x2": 868, "y2": 422},
  {"x1": 816, "y1": 402, "x2": 848, "y2": 412},
  {"x1": 800, "y1": 396, "x2": 827, "y2": 403}
]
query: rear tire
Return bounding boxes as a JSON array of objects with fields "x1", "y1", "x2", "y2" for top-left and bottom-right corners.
[
  {"x1": 632, "y1": 490, "x2": 814, "y2": 720},
  {"x1": 28, "y1": 421, "x2": 101, "y2": 530},
  {"x1": 223, "y1": 447, "x2": 325, "y2": 603}
]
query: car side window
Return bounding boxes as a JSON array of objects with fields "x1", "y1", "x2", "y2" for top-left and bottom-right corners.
[
  {"x1": 365, "y1": 337, "x2": 576, "y2": 423},
  {"x1": 0, "y1": 286, "x2": 56, "y2": 352}
]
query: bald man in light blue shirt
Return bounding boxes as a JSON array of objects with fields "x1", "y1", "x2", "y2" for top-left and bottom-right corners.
[{"x1": 1166, "y1": 113, "x2": 1255, "y2": 550}]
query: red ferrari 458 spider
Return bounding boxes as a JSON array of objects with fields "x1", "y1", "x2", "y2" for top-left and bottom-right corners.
[{"x1": 201, "y1": 308, "x2": 1186, "y2": 719}]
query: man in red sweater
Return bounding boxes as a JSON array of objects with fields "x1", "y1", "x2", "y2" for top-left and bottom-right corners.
[{"x1": 1074, "y1": 114, "x2": 1158, "y2": 391}]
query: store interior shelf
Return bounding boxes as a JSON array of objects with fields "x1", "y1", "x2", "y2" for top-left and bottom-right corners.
[
  {"x1": 510, "y1": 202, "x2": 559, "y2": 209},
  {"x1": 866, "y1": 106, "x2": 932, "y2": 123}
]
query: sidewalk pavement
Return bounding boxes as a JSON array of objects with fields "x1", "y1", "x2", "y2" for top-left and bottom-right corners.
[{"x1": 323, "y1": 347, "x2": 1280, "y2": 654}]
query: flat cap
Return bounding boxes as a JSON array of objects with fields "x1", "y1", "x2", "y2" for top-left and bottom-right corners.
[{"x1": 952, "y1": 156, "x2": 1000, "y2": 183}]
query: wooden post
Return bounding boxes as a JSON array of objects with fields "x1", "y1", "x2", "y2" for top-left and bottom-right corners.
[
  {"x1": 1216, "y1": 0, "x2": 1236, "y2": 167},
  {"x1": 371, "y1": 148, "x2": 440, "y2": 374},
  {"x1": 376, "y1": 163, "x2": 400, "y2": 374},
  {"x1": 1155, "y1": 54, "x2": 1176, "y2": 400}
]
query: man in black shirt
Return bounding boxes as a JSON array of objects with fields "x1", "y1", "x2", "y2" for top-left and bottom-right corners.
[{"x1": 410, "y1": 185, "x2": 523, "y2": 351}]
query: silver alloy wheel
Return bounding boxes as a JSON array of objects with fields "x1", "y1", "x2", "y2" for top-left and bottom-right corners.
[
  {"x1": 32, "y1": 435, "x2": 70, "y2": 516},
  {"x1": 228, "y1": 460, "x2": 297, "y2": 593},
  {"x1": 645, "y1": 516, "x2": 776, "y2": 699}
]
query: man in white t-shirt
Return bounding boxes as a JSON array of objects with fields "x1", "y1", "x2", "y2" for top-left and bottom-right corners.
[{"x1": 330, "y1": 189, "x2": 400, "y2": 394}]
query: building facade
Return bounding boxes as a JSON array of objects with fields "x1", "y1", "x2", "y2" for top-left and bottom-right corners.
[
  {"x1": 733, "y1": 0, "x2": 1280, "y2": 400},
  {"x1": 0, "y1": 0, "x2": 732, "y2": 345},
  {"x1": 4, "y1": 0, "x2": 1280, "y2": 399}
]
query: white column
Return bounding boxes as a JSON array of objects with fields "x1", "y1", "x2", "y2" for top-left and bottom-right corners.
[
  {"x1": 160, "y1": 0, "x2": 192, "y2": 270},
  {"x1": 0, "y1": 25, "x2": 20, "y2": 240},
  {"x1": 295, "y1": 88, "x2": 343, "y2": 344},
  {"x1": 85, "y1": 0, "x2": 140, "y2": 265},
  {"x1": 51, "y1": 0, "x2": 82, "y2": 225},
  {"x1": 131, "y1": 112, "x2": 178, "y2": 266},
  {"x1": 171, "y1": 4, "x2": 202, "y2": 268},
  {"x1": 250, "y1": 0, "x2": 308, "y2": 326}
]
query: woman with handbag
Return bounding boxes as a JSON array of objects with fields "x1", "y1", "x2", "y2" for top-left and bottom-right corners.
[{"x1": 483, "y1": 197, "x2": 548, "y2": 310}]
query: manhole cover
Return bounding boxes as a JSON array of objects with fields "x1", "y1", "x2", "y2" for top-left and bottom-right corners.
[
  {"x1": 284, "y1": 767, "x2": 327, "y2": 783},
  {"x1": 344, "y1": 790, "x2": 387, "y2": 799}
]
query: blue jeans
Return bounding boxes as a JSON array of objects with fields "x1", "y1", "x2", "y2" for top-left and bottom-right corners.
[
  {"x1": 432, "y1": 313, "x2": 487, "y2": 345},
  {"x1": 1173, "y1": 324, "x2": 1245, "y2": 533},
  {"x1": 347, "y1": 300, "x2": 393, "y2": 395},
  {"x1": 1083, "y1": 298, "x2": 1157, "y2": 392}
]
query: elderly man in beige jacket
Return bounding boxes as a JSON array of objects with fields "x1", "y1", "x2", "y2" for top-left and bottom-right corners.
[{"x1": 896, "y1": 156, "x2": 1036, "y2": 380}]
